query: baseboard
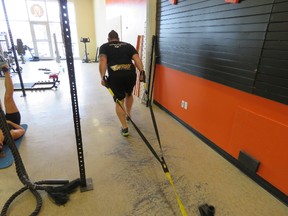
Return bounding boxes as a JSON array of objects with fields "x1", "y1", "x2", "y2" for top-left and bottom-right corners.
[{"x1": 154, "y1": 101, "x2": 288, "y2": 206}]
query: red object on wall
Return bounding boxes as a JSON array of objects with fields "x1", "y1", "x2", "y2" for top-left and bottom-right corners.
[
  {"x1": 225, "y1": 0, "x2": 239, "y2": 3},
  {"x1": 106, "y1": 0, "x2": 145, "y2": 3},
  {"x1": 169, "y1": 0, "x2": 177, "y2": 5}
]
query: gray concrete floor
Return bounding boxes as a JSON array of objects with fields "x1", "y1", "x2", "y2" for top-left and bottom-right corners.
[{"x1": 0, "y1": 60, "x2": 287, "y2": 216}]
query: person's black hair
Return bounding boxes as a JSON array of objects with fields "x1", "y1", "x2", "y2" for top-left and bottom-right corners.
[{"x1": 108, "y1": 30, "x2": 119, "y2": 40}]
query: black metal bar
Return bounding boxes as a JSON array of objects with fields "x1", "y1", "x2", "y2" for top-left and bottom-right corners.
[
  {"x1": 149, "y1": 35, "x2": 158, "y2": 105},
  {"x1": 59, "y1": 0, "x2": 90, "y2": 189},
  {"x1": 146, "y1": 35, "x2": 156, "y2": 107}
]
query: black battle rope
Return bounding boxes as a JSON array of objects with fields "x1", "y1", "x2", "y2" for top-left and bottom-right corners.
[
  {"x1": 1, "y1": 0, "x2": 26, "y2": 96},
  {"x1": 0, "y1": 106, "x2": 81, "y2": 216},
  {"x1": 144, "y1": 36, "x2": 215, "y2": 216},
  {"x1": 104, "y1": 78, "x2": 188, "y2": 216},
  {"x1": 145, "y1": 35, "x2": 162, "y2": 153},
  {"x1": 140, "y1": 35, "x2": 163, "y2": 159},
  {"x1": 0, "y1": 107, "x2": 41, "y2": 215},
  {"x1": 0, "y1": 0, "x2": 84, "y2": 214}
]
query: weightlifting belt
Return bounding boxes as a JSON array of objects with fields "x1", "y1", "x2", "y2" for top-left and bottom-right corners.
[{"x1": 110, "y1": 64, "x2": 131, "y2": 71}]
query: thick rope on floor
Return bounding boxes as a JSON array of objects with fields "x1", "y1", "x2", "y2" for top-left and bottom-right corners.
[{"x1": 0, "y1": 108, "x2": 80, "y2": 216}]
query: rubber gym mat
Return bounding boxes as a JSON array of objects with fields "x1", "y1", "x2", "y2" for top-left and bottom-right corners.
[{"x1": 0, "y1": 124, "x2": 28, "y2": 169}]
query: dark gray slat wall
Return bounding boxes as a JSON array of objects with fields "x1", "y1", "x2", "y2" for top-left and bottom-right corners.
[
  {"x1": 254, "y1": 0, "x2": 288, "y2": 104},
  {"x1": 159, "y1": 0, "x2": 273, "y2": 18},
  {"x1": 157, "y1": 0, "x2": 272, "y2": 94},
  {"x1": 157, "y1": 0, "x2": 288, "y2": 104}
]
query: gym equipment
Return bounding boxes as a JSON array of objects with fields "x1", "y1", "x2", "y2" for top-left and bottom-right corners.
[
  {"x1": 2, "y1": 0, "x2": 26, "y2": 96},
  {"x1": 80, "y1": 37, "x2": 90, "y2": 63},
  {"x1": 104, "y1": 76, "x2": 188, "y2": 216},
  {"x1": 0, "y1": 105, "x2": 80, "y2": 215},
  {"x1": 13, "y1": 73, "x2": 60, "y2": 91},
  {"x1": 0, "y1": 52, "x2": 23, "y2": 75},
  {"x1": 0, "y1": 55, "x2": 6, "y2": 68},
  {"x1": 198, "y1": 203, "x2": 215, "y2": 216},
  {"x1": 0, "y1": 124, "x2": 28, "y2": 169},
  {"x1": 26, "y1": 45, "x2": 39, "y2": 61},
  {"x1": 17, "y1": 39, "x2": 39, "y2": 61},
  {"x1": 1, "y1": 1, "x2": 82, "y2": 215},
  {"x1": 147, "y1": 35, "x2": 216, "y2": 215},
  {"x1": 142, "y1": 35, "x2": 156, "y2": 106},
  {"x1": 15, "y1": 38, "x2": 39, "y2": 62},
  {"x1": 38, "y1": 67, "x2": 51, "y2": 74},
  {"x1": 16, "y1": 39, "x2": 26, "y2": 64},
  {"x1": 0, "y1": 33, "x2": 22, "y2": 75},
  {"x1": 60, "y1": 0, "x2": 93, "y2": 191},
  {"x1": 0, "y1": 32, "x2": 9, "y2": 57},
  {"x1": 53, "y1": 33, "x2": 61, "y2": 63},
  {"x1": 95, "y1": 46, "x2": 99, "y2": 62}
]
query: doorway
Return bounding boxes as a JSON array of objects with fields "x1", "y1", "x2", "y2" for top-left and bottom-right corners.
[{"x1": 30, "y1": 21, "x2": 53, "y2": 59}]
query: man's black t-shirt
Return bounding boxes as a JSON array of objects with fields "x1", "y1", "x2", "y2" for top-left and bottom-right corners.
[
  {"x1": 99, "y1": 41, "x2": 138, "y2": 100},
  {"x1": 99, "y1": 41, "x2": 138, "y2": 73}
]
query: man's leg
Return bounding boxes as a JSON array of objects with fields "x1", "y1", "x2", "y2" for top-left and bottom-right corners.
[
  {"x1": 115, "y1": 99, "x2": 127, "y2": 129},
  {"x1": 4, "y1": 72, "x2": 19, "y2": 114},
  {"x1": 124, "y1": 94, "x2": 133, "y2": 117}
]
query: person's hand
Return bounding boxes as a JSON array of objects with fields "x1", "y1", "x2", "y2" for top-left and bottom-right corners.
[
  {"x1": 101, "y1": 76, "x2": 109, "y2": 87},
  {"x1": 101, "y1": 78, "x2": 106, "y2": 87},
  {"x1": 0, "y1": 55, "x2": 9, "y2": 72},
  {"x1": 0, "y1": 129, "x2": 5, "y2": 158},
  {"x1": 0, "y1": 129, "x2": 4, "y2": 146},
  {"x1": 5, "y1": 120, "x2": 12, "y2": 125},
  {"x1": 0, "y1": 63, "x2": 9, "y2": 72},
  {"x1": 139, "y1": 70, "x2": 146, "y2": 82}
]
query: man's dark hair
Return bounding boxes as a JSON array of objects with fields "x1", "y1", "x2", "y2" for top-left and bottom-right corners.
[{"x1": 108, "y1": 30, "x2": 119, "y2": 40}]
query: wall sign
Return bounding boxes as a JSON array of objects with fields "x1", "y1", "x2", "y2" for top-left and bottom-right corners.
[
  {"x1": 31, "y1": 4, "x2": 44, "y2": 18},
  {"x1": 169, "y1": 0, "x2": 177, "y2": 5}
]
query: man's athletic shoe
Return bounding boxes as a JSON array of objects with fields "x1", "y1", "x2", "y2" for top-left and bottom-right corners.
[{"x1": 121, "y1": 127, "x2": 129, "y2": 137}]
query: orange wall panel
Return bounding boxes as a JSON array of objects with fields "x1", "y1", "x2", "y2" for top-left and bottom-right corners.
[
  {"x1": 229, "y1": 107, "x2": 288, "y2": 193},
  {"x1": 154, "y1": 64, "x2": 288, "y2": 195}
]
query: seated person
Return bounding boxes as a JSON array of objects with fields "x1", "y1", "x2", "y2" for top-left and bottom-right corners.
[{"x1": 0, "y1": 57, "x2": 25, "y2": 156}]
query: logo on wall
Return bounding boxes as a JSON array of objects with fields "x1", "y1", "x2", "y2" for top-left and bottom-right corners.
[{"x1": 31, "y1": 4, "x2": 44, "y2": 17}]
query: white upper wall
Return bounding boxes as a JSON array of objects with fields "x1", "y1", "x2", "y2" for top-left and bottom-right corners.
[{"x1": 93, "y1": 0, "x2": 106, "y2": 48}]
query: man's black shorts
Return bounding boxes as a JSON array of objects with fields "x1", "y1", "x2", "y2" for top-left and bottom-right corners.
[{"x1": 108, "y1": 70, "x2": 136, "y2": 101}]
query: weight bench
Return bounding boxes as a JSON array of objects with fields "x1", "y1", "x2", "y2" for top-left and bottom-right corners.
[{"x1": 14, "y1": 73, "x2": 60, "y2": 91}]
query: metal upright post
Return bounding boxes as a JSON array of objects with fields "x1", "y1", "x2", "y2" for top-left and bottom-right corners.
[{"x1": 59, "y1": 0, "x2": 93, "y2": 192}]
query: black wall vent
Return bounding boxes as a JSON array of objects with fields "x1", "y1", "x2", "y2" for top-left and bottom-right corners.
[{"x1": 238, "y1": 150, "x2": 260, "y2": 173}]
